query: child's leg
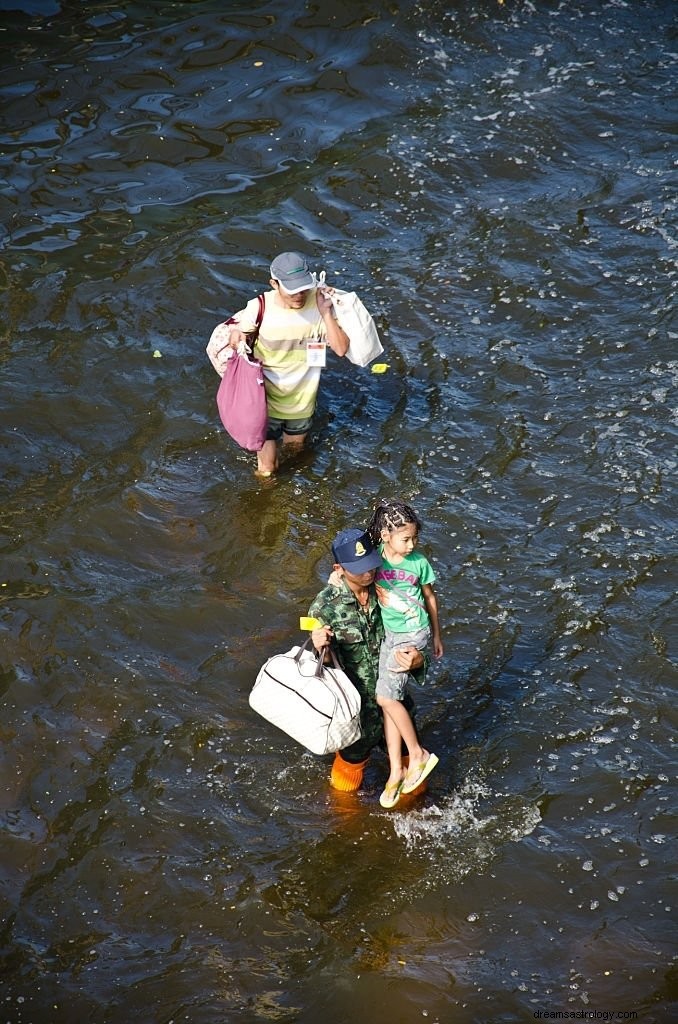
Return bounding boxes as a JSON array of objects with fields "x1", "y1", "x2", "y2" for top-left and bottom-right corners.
[
  {"x1": 378, "y1": 695, "x2": 406, "y2": 786},
  {"x1": 377, "y1": 628, "x2": 435, "y2": 801},
  {"x1": 377, "y1": 627, "x2": 430, "y2": 761},
  {"x1": 378, "y1": 629, "x2": 438, "y2": 795},
  {"x1": 386, "y1": 626, "x2": 431, "y2": 677},
  {"x1": 379, "y1": 695, "x2": 428, "y2": 767}
]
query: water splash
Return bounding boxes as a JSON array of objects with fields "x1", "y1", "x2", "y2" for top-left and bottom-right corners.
[{"x1": 393, "y1": 775, "x2": 541, "y2": 884}]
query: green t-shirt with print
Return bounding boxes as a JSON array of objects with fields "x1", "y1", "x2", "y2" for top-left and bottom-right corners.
[{"x1": 375, "y1": 549, "x2": 434, "y2": 634}]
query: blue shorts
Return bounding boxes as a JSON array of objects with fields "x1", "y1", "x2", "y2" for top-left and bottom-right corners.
[
  {"x1": 266, "y1": 414, "x2": 314, "y2": 442},
  {"x1": 376, "y1": 626, "x2": 430, "y2": 701}
]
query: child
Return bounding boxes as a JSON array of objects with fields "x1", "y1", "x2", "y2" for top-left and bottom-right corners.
[{"x1": 366, "y1": 498, "x2": 444, "y2": 808}]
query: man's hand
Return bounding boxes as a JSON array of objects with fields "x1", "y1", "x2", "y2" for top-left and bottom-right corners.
[
  {"x1": 228, "y1": 327, "x2": 250, "y2": 351},
  {"x1": 316, "y1": 287, "x2": 334, "y2": 317},
  {"x1": 311, "y1": 625, "x2": 333, "y2": 653},
  {"x1": 393, "y1": 645, "x2": 424, "y2": 672},
  {"x1": 317, "y1": 286, "x2": 349, "y2": 356}
]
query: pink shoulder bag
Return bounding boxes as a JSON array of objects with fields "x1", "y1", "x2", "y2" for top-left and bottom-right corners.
[{"x1": 216, "y1": 295, "x2": 268, "y2": 452}]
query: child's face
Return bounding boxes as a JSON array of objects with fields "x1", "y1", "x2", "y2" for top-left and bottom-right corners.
[{"x1": 381, "y1": 523, "x2": 418, "y2": 557}]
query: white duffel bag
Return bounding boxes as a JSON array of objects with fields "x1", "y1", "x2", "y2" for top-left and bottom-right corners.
[{"x1": 249, "y1": 637, "x2": 362, "y2": 755}]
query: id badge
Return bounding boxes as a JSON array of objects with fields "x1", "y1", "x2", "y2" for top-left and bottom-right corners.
[{"x1": 306, "y1": 340, "x2": 327, "y2": 367}]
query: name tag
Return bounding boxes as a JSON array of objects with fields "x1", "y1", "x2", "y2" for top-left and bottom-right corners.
[{"x1": 306, "y1": 340, "x2": 326, "y2": 367}]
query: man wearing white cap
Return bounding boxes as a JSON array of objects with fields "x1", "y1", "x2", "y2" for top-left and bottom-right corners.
[{"x1": 206, "y1": 251, "x2": 349, "y2": 476}]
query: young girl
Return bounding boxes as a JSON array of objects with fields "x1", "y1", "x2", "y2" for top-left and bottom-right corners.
[{"x1": 366, "y1": 499, "x2": 444, "y2": 808}]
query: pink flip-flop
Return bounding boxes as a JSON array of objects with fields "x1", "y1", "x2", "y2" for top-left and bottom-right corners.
[{"x1": 401, "y1": 753, "x2": 439, "y2": 795}]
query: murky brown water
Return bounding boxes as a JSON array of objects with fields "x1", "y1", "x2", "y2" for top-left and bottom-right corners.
[{"x1": 1, "y1": 1, "x2": 676, "y2": 1022}]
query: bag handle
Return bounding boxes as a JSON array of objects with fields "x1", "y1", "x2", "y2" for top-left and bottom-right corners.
[
  {"x1": 293, "y1": 636, "x2": 343, "y2": 678},
  {"x1": 292, "y1": 636, "x2": 357, "y2": 717},
  {"x1": 223, "y1": 293, "x2": 265, "y2": 346},
  {"x1": 293, "y1": 635, "x2": 315, "y2": 664},
  {"x1": 255, "y1": 293, "x2": 265, "y2": 331},
  {"x1": 292, "y1": 635, "x2": 337, "y2": 678},
  {"x1": 225, "y1": 293, "x2": 265, "y2": 328},
  {"x1": 316, "y1": 643, "x2": 343, "y2": 678}
]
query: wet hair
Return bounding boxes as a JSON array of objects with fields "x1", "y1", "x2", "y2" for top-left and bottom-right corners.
[{"x1": 366, "y1": 498, "x2": 422, "y2": 546}]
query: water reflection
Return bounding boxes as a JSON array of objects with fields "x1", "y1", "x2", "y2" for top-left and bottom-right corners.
[{"x1": 1, "y1": 1, "x2": 676, "y2": 1022}]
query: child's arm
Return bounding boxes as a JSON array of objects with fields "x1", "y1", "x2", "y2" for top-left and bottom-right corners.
[{"x1": 422, "y1": 583, "x2": 443, "y2": 658}]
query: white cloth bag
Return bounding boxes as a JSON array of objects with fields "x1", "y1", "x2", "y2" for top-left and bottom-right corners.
[
  {"x1": 249, "y1": 637, "x2": 362, "y2": 755},
  {"x1": 318, "y1": 271, "x2": 384, "y2": 367}
]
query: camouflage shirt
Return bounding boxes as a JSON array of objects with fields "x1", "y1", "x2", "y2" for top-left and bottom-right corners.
[
  {"x1": 308, "y1": 581, "x2": 384, "y2": 760},
  {"x1": 308, "y1": 580, "x2": 425, "y2": 762}
]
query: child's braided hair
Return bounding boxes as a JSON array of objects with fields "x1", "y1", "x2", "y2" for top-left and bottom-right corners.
[{"x1": 366, "y1": 498, "x2": 422, "y2": 546}]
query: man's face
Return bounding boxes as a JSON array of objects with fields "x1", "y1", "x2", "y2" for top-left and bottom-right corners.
[
  {"x1": 271, "y1": 279, "x2": 312, "y2": 309},
  {"x1": 339, "y1": 566, "x2": 377, "y2": 587}
]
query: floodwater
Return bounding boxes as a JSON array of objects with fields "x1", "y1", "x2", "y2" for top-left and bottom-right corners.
[{"x1": 1, "y1": 1, "x2": 676, "y2": 1021}]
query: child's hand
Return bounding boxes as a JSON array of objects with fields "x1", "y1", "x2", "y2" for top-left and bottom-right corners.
[{"x1": 433, "y1": 636, "x2": 444, "y2": 659}]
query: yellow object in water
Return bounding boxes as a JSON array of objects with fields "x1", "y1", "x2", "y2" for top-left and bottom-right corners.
[
  {"x1": 299, "y1": 616, "x2": 322, "y2": 631},
  {"x1": 371, "y1": 363, "x2": 389, "y2": 373}
]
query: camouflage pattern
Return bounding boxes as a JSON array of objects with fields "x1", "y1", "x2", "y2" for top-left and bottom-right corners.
[{"x1": 308, "y1": 581, "x2": 425, "y2": 762}]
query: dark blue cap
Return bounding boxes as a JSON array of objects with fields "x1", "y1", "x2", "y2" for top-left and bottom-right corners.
[{"x1": 331, "y1": 529, "x2": 382, "y2": 574}]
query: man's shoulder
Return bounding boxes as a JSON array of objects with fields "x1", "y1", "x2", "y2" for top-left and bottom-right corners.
[
  {"x1": 309, "y1": 584, "x2": 376, "y2": 649},
  {"x1": 309, "y1": 583, "x2": 345, "y2": 616}
]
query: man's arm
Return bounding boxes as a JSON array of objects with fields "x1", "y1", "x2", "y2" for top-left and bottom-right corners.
[
  {"x1": 316, "y1": 288, "x2": 349, "y2": 357},
  {"x1": 206, "y1": 297, "x2": 260, "y2": 375}
]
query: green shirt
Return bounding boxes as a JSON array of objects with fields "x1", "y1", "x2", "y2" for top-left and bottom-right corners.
[{"x1": 376, "y1": 548, "x2": 434, "y2": 633}]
